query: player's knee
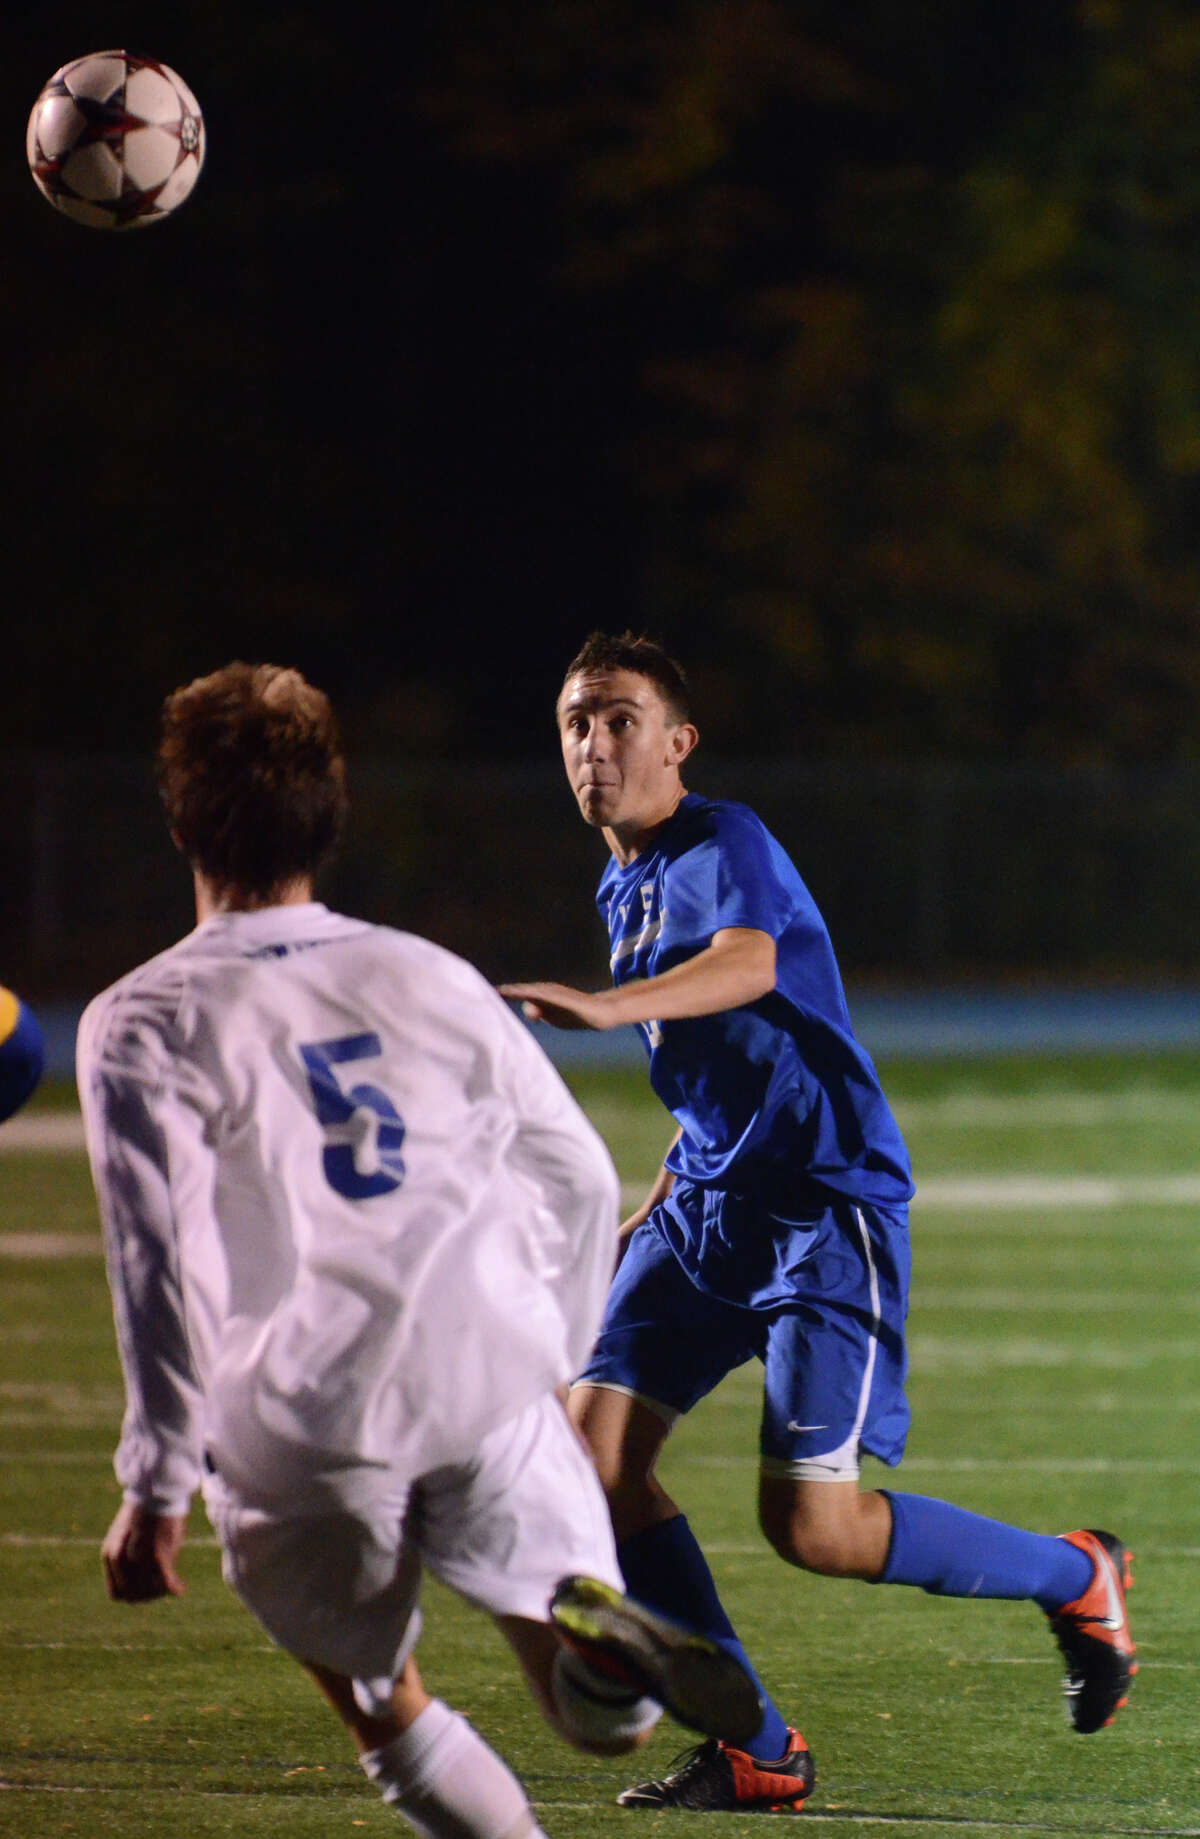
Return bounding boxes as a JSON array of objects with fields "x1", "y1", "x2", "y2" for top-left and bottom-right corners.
[
  {"x1": 761, "y1": 1518, "x2": 842, "y2": 1575},
  {"x1": 568, "y1": 1390, "x2": 670, "y2": 1528},
  {"x1": 602, "y1": 1465, "x2": 657, "y2": 1515},
  {"x1": 578, "y1": 1446, "x2": 664, "y2": 1534},
  {"x1": 581, "y1": 1439, "x2": 628, "y2": 1499},
  {"x1": 758, "y1": 1499, "x2": 857, "y2": 1577}
]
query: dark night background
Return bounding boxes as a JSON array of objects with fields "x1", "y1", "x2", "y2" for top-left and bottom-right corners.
[{"x1": 6, "y1": 2, "x2": 1200, "y2": 997}]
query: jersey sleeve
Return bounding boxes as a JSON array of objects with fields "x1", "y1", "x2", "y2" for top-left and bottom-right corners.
[
  {"x1": 77, "y1": 990, "x2": 209, "y2": 1517},
  {"x1": 492, "y1": 995, "x2": 621, "y2": 1374},
  {"x1": 663, "y1": 805, "x2": 800, "y2": 948}
]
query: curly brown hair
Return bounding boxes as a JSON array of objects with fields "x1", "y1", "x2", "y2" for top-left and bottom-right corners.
[
  {"x1": 561, "y1": 631, "x2": 691, "y2": 724},
  {"x1": 157, "y1": 663, "x2": 348, "y2": 896}
]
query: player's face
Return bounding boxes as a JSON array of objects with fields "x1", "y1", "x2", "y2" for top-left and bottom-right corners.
[{"x1": 557, "y1": 669, "x2": 697, "y2": 840}]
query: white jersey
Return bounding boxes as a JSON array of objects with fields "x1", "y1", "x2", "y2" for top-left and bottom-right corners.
[{"x1": 77, "y1": 904, "x2": 619, "y2": 1516}]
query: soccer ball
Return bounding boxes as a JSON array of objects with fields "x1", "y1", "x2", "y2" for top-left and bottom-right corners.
[{"x1": 26, "y1": 50, "x2": 205, "y2": 230}]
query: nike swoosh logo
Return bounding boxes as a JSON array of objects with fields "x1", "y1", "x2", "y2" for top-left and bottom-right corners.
[
  {"x1": 786, "y1": 1422, "x2": 828, "y2": 1434},
  {"x1": 1096, "y1": 1548, "x2": 1125, "y2": 1633}
]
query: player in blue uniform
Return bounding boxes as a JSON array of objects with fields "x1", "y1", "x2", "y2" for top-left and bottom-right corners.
[
  {"x1": 0, "y1": 987, "x2": 44, "y2": 1123},
  {"x1": 502, "y1": 632, "x2": 1137, "y2": 1813}
]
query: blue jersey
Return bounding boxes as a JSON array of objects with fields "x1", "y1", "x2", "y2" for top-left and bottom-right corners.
[{"x1": 597, "y1": 793, "x2": 913, "y2": 1217}]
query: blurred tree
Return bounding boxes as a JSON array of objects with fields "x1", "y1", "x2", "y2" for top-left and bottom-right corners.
[
  {"x1": 880, "y1": 0, "x2": 1200, "y2": 760},
  {"x1": 9, "y1": 2, "x2": 1200, "y2": 762},
  {"x1": 425, "y1": 0, "x2": 1200, "y2": 760}
]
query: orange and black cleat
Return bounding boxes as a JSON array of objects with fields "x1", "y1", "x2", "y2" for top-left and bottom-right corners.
[
  {"x1": 1048, "y1": 1529, "x2": 1137, "y2": 1733},
  {"x1": 616, "y1": 1727, "x2": 815, "y2": 1812}
]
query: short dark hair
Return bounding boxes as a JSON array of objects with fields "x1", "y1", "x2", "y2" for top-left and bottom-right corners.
[
  {"x1": 157, "y1": 662, "x2": 348, "y2": 896},
  {"x1": 562, "y1": 630, "x2": 691, "y2": 723}
]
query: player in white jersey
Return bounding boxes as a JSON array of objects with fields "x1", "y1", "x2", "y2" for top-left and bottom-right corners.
[{"x1": 78, "y1": 662, "x2": 760, "y2": 1839}]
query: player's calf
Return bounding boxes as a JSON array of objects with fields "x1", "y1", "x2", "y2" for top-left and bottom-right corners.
[{"x1": 360, "y1": 1699, "x2": 550, "y2": 1839}]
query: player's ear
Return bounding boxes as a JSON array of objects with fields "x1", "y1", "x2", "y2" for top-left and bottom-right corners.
[{"x1": 668, "y1": 721, "x2": 699, "y2": 766}]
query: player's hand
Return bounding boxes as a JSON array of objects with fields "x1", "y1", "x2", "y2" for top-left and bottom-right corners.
[
  {"x1": 612, "y1": 1210, "x2": 649, "y2": 1271},
  {"x1": 612, "y1": 1150, "x2": 678, "y2": 1269},
  {"x1": 498, "y1": 982, "x2": 617, "y2": 1031},
  {"x1": 101, "y1": 1499, "x2": 188, "y2": 1603}
]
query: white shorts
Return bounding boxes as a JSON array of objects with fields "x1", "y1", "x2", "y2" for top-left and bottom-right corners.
[{"x1": 204, "y1": 1393, "x2": 622, "y2": 1682}]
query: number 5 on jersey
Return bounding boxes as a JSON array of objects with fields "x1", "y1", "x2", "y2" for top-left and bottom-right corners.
[{"x1": 299, "y1": 1033, "x2": 407, "y2": 1200}]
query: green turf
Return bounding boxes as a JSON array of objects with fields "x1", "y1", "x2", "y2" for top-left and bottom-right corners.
[{"x1": 1, "y1": 1053, "x2": 1197, "y2": 1835}]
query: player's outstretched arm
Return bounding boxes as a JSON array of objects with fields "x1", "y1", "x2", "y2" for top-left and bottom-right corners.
[
  {"x1": 501, "y1": 927, "x2": 776, "y2": 1032},
  {"x1": 497, "y1": 982, "x2": 617, "y2": 1029},
  {"x1": 101, "y1": 1499, "x2": 188, "y2": 1603}
]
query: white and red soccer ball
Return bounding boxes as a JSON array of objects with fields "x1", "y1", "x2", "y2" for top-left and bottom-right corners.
[{"x1": 27, "y1": 50, "x2": 205, "y2": 230}]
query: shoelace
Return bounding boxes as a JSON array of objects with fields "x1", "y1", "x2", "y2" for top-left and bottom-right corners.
[{"x1": 651, "y1": 1737, "x2": 722, "y2": 1781}]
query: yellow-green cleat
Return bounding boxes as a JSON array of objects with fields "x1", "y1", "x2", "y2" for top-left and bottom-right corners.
[{"x1": 549, "y1": 1574, "x2": 763, "y2": 1749}]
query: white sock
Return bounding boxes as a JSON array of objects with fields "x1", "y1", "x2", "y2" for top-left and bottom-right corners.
[
  {"x1": 360, "y1": 1698, "x2": 547, "y2": 1839},
  {"x1": 550, "y1": 1648, "x2": 662, "y2": 1748}
]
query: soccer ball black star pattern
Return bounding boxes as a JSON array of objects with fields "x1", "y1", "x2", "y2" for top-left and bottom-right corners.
[{"x1": 26, "y1": 50, "x2": 205, "y2": 230}]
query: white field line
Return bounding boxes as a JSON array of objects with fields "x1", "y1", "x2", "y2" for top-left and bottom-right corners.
[
  {"x1": 11, "y1": 1529, "x2": 1195, "y2": 1559},
  {"x1": 14, "y1": 1198, "x2": 1194, "y2": 1264},
  {"x1": 588, "y1": 1087, "x2": 1200, "y2": 1134},
  {"x1": 893, "y1": 1089, "x2": 1200, "y2": 1128},
  {"x1": 909, "y1": 1335, "x2": 1199, "y2": 1370},
  {"x1": 7, "y1": 1108, "x2": 1200, "y2": 1209},
  {"x1": 618, "y1": 1175, "x2": 1200, "y2": 1211},
  {"x1": 684, "y1": 1454, "x2": 1194, "y2": 1473},
  {"x1": 0, "y1": 1449, "x2": 112, "y2": 1462},
  {"x1": 695, "y1": 1387, "x2": 1200, "y2": 1408},
  {"x1": 915, "y1": 1174, "x2": 1200, "y2": 1209},
  {"x1": 1, "y1": 1782, "x2": 1193, "y2": 1833},
  {"x1": 604, "y1": 1819, "x2": 1194, "y2": 1835},
  {"x1": 962, "y1": 1662, "x2": 1198, "y2": 1677},
  {"x1": 1, "y1": 1532, "x2": 214, "y2": 1546},
  {"x1": 6, "y1": 1443, "x2": 1186, "y2": 1476},
  {"x1": 697, "y1": 1540, "x2": 1200, "y2": 1560},
  {"x1": 0, "y1": 1114, "x2": 85, "y2": 1150},
  {"x1": 9, "y1": 1168, "x2": 1192, "y2": 1262},
  {"x1": 915, "y1": 1287, "x2": 1197, "y2": 1311},
  {"x1": 0, "y1": 1381, "x2": 121, "y2": 1407},
  {"x1": 0, "y1": 1233, "x2": 100, "y2": 1257},
  {"x1": 0, "y1": 1379, "x2": 124, "y2": 1429},
  {"x1": 12, "y1": 1451, "x2": 1189, "y2": 1476},
  {"x1": 0, "y1": 1416, "x2": 116, "y2": 1429},
  {"x1": 371, "y1": 1799, "x2": 1200, "y2": 1836}
]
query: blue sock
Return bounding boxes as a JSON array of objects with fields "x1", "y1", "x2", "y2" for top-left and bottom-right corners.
[
  {"x1": 882, "y1": 1493, "x2": 1094, "y2": 1610},
  {"x1": 618, "y1": 1516, "x2": 792, "y2": 1761}
]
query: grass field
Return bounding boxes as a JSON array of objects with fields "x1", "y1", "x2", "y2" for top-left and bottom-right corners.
[{"x1": 2, "y1": 1054, "x2": 1198, "y2": 1837}]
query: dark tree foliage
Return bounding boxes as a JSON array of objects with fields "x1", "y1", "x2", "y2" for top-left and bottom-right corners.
[
  {"x1": 5, "y1": 2, "x2": 1200, "y2": 760},
  {"x1": 425, "y1": 0, "x2": 1200, "y2": 760}
]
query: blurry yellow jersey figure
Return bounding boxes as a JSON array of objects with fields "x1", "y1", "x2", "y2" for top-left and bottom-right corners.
[{"x1": 0, "y1": 986, "x2": 44, "y2": 1122}]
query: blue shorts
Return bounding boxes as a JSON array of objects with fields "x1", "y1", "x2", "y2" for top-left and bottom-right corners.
[{"x1": 577, "y1": 1193, "x2": 911, "y2": 1478}]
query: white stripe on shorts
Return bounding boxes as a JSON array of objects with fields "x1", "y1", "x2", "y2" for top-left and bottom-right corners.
[{"x1": 761, "y1": 1205, "x2": 882, "y2": 1484}]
